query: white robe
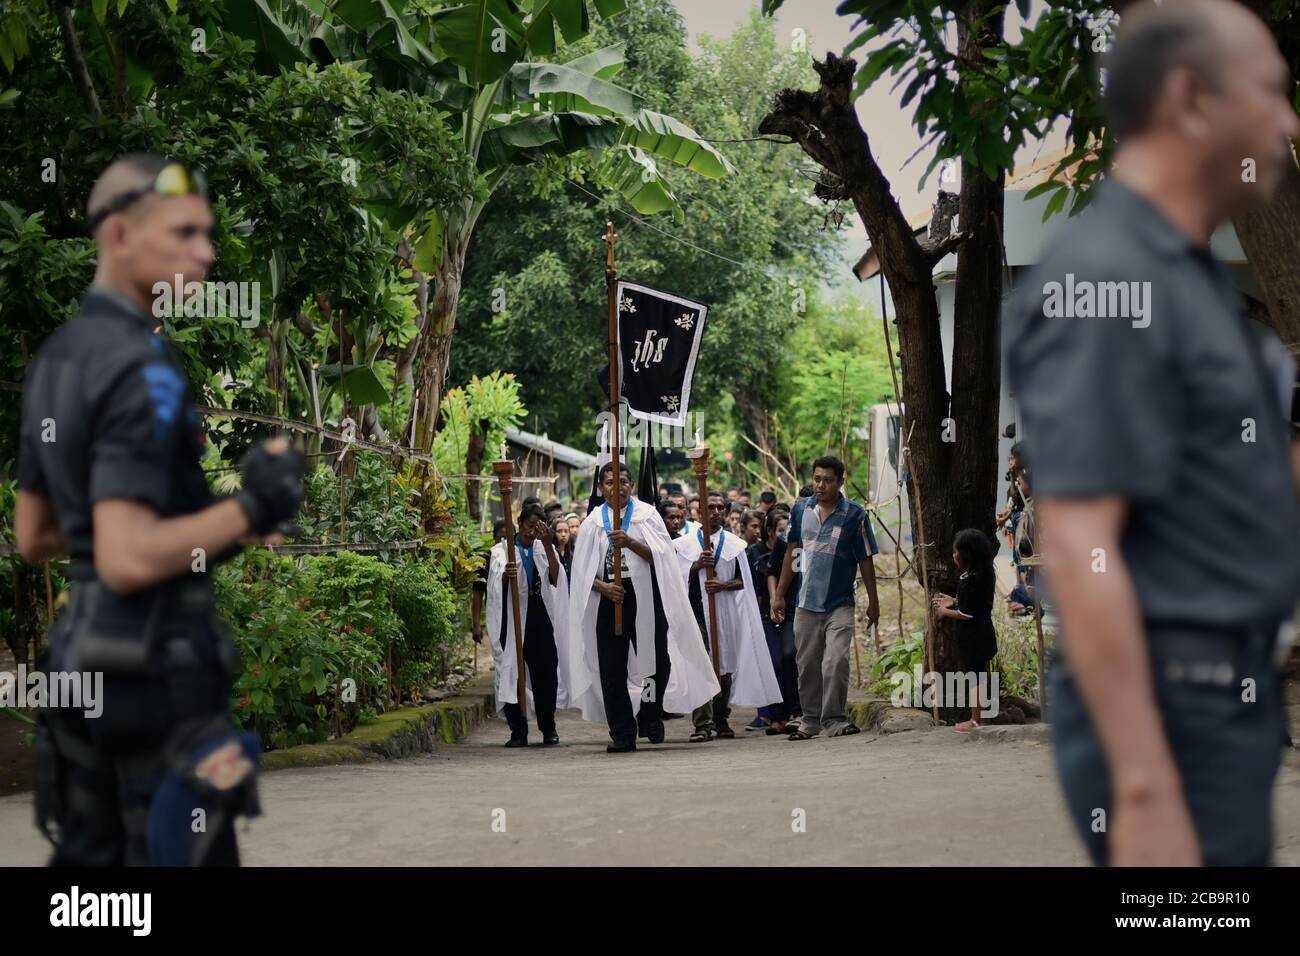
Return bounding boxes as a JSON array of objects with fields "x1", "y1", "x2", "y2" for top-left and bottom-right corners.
[
  {"x1": 675, "y1": 529, "x2": 783, "y2": 708},
  {"x1": 562, "y1": 498, "x2": 721, "y2": 724},
  {"x1": 485, "y1": 537, "x2": 570, "y2": 718}
]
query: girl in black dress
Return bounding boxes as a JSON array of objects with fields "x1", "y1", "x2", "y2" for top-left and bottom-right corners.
[{"x1": 931, "y1": 529, "x2": 999, "y2": 732}]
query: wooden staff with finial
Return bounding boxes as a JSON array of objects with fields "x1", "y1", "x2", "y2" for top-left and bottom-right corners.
[
  {"x1": 604, "y1": 221, "x2": 624, "y2": 635},
  {"x1": 687, "y1": 433, "x2": 721, "y2": 676},
  {"x1": 493, "y1": 448, "x2": 527, "y2": 711}
]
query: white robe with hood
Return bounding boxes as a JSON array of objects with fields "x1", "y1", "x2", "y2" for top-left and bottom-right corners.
[
  {"x1": 675, "y1": 528, "x2": 783, "y2": 707},
  {"x1": 485, "y1": 536, "x2": 570, "y2": 718},
  {"x1": 562, "y1": 498, "x2": 721, "y2": 723}
]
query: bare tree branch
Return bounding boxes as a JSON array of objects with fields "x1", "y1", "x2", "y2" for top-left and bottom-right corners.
[{"x1": 55, "y1": 4, "x2": 101, "y2": 120}]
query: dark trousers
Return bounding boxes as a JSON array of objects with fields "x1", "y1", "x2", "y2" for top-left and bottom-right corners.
[
  {"x1": 1051, "y1": 621, "x2": 1286, "y2": 866},
  {"x1": 42, "y1": 706, "x2": 239, "y2": 867},
  {"x1": 501, "y1": 593, "x2": 559, "y2": 740},
  {"x1": 38, "y1": 611, "x2": 239, "y2": 867},
  {"x1": 595, "y1": 574, "x2": 671, "y2": 746},
  {"x1": 760, "y1": 612, "x2": 800, "y2": 722}
]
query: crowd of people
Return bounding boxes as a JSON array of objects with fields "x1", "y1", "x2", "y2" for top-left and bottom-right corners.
[
  {"x1": 468, "y1": 449, "x2": 1030, "y2": 744},
  {"x1": 471, "y1": 455, "x2": 925, "y2": 751}
]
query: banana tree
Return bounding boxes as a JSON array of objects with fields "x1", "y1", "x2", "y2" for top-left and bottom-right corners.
[
  {"x1": 226, "y1": 0, "x2": 735, "y2": 452},
  {"x1": 405, "y1": 46, "x2": 734, "y2": 451}
]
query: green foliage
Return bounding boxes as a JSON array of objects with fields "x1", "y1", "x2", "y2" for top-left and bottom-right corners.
[
  {"x1": 866, "y1": 608, "x2": 1051, "y2": 703},
  {"x1": 818, "y1": 1, "x2": 1032, "y2": 188},
  {"x1": 756, "y1": 1, "x2": 1115, "y2": 208},
  {"x1": 300, "y1": 455, "x2": 425, "y2": 549},
  {"x1": 216, "y1": 545, "x2": 462, "y2": 750},
  {"x1": 304, "y1": 550, "x2": 401, "y2": 636},
  {"x1": 1, "y1": 706, "x2": 37, "y2": 727},
  {"x1": 869, "y1": 630, "x2": 925, "y2": 697},
  {"x1": 768, "y1": 290, "x2": 893, "y2": 494},
  {"x1": 0, "y1": 4, "x2": 479, "y2": 459},
  {"x1": 433, "y1": 370, "x2": 526, "y2": 512},
  {"x1": 216, "y1": 549, "x2": 387, "y2": 749},
  {"x1": 390, "y1": 559, "x2": 457, "y2": 690},
  {"x1": 990, "y1": 601, "x2": 1051, "y2": 701},
  {"x1": 0, "y1": 204, "x2": 96, "y2": 470},
  {"x1": 0, "y1": 479, "x2": 64, "y2": 665},
  {"x1": 1007, "y1": 1, "x2": 1295, "y2": 218},
  {"x1": 456, "y1": 4, "x2": 847, "y2": 451}
]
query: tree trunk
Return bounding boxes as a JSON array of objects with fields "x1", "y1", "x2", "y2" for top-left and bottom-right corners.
[
  {"x1": 1232, "y1": 158, "x2": 1300, "y2": 354},
  {"x1": 395, "y1": 269, "x2": 429, "y2": 392},
  {"x1": 761, "y1": 53, "x2": 959, "y2": 703},
  {"x1": 55, "y1": 4, "x2": 101, "y2": 120},
  {"x1": 464, "y1": 418, "x2": 489, "y2": 522},
  {"x1": 263, "y1": 320, "x2": 287, "y2": 418},
  {"x1": 360, "y1": 404, "x2": 388, "y2": 443},
  {"x1": 928, "y1": 5, "x2": 1009, "y2": 697},
  {"x1": 407, "y1": 248, "x2": 465, "y2": 452},
  {"x1": 114, "y1": 31, "x2": 126, "y2": 118},
  {"x1": 733, "y1": 388, "x2": 772, "y2": 456},
  {"x1": 761, "y1": 11, "x2": 1007, "y2": 721}
]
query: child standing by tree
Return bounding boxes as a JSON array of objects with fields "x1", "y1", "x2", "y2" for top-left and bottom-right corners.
[{"x1": 932, "y1": 529, "x2": 999, "y2": 733}]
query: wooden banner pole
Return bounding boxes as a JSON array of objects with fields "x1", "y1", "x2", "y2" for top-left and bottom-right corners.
[
  {"x1": 604, "y1": 222, "x2": 623, "y2": 636},
  {"x1": 688, "y1": 437, "x2": 721, "y2": 677},
  {"x1": 493, "y1": 453, "x2": 527, "y2": 712}
]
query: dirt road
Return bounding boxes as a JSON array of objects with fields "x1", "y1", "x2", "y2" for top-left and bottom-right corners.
[{"x1": 4, "y1": 704, "x2": 1297, "y2": 866}]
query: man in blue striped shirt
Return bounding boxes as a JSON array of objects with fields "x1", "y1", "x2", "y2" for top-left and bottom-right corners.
[{"x1": 772, "y1": 456, "x2": 880, "y2": 739}]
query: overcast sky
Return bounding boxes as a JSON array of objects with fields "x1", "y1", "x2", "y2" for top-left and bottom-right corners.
[
  {"x1": 672, "y1": 0, "x2": 1062, "y2": 279},
  {"x1": 675, "y1": 0, "x2": 933, "y2": 235}
]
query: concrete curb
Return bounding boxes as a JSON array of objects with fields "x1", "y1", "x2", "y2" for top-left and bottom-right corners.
[{"x1": 262, "y1": 674, "x2": 496, "y2": 772}]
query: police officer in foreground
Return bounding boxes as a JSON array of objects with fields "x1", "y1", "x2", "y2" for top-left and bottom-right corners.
[{"x1": 14, "y1": 153, "x2": 305, "y2": 865}]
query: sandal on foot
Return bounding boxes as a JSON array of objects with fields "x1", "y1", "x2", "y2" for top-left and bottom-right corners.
[
  {"x1": 688, "y1": 729, "x2": 714, "y2": 743},
  {"x1": 953, "y1": 719, "x2": 983, "y2": 733},
  {"x1": 830, "y1": 724, "x2": 860, "y2": 737},
  {"x1": 787, "y1": 729, "x2": 815, "y2": 740}
]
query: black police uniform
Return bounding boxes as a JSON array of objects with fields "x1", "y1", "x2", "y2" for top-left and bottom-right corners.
[{"x1": 18, "y1": 286, "x2": 245, "y2": 866}]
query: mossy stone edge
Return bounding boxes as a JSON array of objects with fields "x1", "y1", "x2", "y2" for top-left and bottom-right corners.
[{"x1": 262, "y1": 675, "x2": 496, "y2": 772}]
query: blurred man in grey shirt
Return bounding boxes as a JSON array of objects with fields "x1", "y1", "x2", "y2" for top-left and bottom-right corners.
[{"x1": 1007, "y1": 0, "x2": 1300, "y2": 865}]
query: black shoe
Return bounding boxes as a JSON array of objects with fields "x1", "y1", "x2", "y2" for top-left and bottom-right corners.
[
  {"x1": 606, "y1": 740, "x2": 636, "y2": 753},
  {"x1": 644, "y1": 721, "x2": 665, "y2": 744},
  {"x1": 504, "y1": 737, "x2": 528, "y2": 748},
  {"x1": 542, "y1": 733, "x2": 560, "y2": 746}
]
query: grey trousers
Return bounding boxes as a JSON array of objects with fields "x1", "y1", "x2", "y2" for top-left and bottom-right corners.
[{"x1": 794, "y1": 605, "x2": 856, "y2": 736}]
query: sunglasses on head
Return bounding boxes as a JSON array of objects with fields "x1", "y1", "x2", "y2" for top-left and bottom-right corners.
[{"x1": 85, "y1": 162, "x2": 208, "y2": 233}]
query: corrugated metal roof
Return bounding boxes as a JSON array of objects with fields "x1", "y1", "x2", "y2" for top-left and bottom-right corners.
[{"x1": 504, "y1": 426, "x2": 598, "y2": 470}]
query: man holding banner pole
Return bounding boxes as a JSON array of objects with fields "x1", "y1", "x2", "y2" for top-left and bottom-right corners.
[
  {"x1": 677, "y1": 490, "x2": 783, "y2": 742},
  {"x1": 563, "y1": 463, "x2": 720, "y2": 752},
  {"x1": 566, "y1": 241, "x2": 718, "y2": 750},
  {"x1": 483, "y1": 502, "x2": 569, "y2": 748}
]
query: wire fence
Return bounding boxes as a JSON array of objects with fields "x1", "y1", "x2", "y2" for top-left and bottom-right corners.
[{"x1": 1, "y1": 382, "x2": 556, "y2": 557}]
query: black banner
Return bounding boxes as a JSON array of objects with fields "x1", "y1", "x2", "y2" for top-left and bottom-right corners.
[{"x1": 615, "y1": 280, "x2": 707, "y2": 427}]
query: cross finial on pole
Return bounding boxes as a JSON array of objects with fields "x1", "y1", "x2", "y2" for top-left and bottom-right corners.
[{"x1": 603, "y1": 221, "x2": 619, "y2": 273}]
